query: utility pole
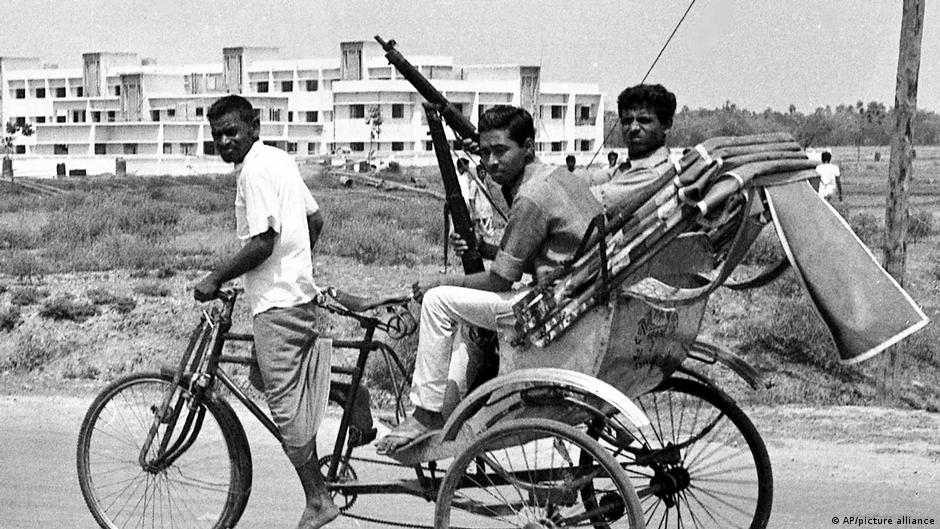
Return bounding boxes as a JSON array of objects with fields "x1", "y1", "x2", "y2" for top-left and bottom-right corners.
[{"x1": 882, "y1": 0, "x2": 925, "y2": 398}]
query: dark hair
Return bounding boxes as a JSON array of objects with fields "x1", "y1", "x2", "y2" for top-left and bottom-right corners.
[
  {"x1": 617, "y1": 84, "x2": 677, "y2": 128},
  {"x1": 607, "y1": 151, "x2": 618, "y2": 161},
  {"x1": 565, "y1": 155, "x2": 576, "y2": 163},
  {"x1": 207, "y1": 94, "x2": 256, "y2": 123},
  {"x1": 821, "y1": 151, "x2": 832, "y2": 163},
  {"x1": 478, "y1": 105, "x2": 535, "y2": 147}
]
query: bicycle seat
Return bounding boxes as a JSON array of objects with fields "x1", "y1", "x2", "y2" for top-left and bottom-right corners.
[{"x1": 325, "y1": 287, "x2": 411, "y2": 313}]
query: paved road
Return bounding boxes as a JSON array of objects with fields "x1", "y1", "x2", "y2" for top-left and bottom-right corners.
[{"x1": 0, "y1": 395, "x2": 937, "y2": 529}]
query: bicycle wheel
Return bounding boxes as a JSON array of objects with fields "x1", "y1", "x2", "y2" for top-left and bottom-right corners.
[
  {"x1": 597, "y1": 377, "x2": 772, "y2": 529},
  {"x1": 435, "y1": 417, "x2": 644, "y2": 528},
  {"x1": 77, "y1": 372, "x2": 252, "y2": 529}
]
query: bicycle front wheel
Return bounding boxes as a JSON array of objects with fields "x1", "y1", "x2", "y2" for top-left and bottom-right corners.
[{"x1": 76, "y1": 372, "x2": 252, "y2": 529}]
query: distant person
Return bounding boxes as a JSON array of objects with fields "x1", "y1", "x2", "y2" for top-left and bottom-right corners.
[
  {"x1": 455, "y1": 157, "x2": 495, "y2": 238},
  {"x1": 816, "y1": 151, "x2": 842, "y2": 202},
  {"x1": 588, "y1": 150, "x2": 626, "y2": 185},
  {"x1": 590, "y1": 83, "x2": 676, "y2": 216},
  {"x1": 565, "y1": 154, "x2": 577, "y2": 172},
  {"x1": 194, "y1": 94, "x2": 340, "y2": 529},
  {"x1": 606, "y1": 151, "x2": 620, "y2": 172}
]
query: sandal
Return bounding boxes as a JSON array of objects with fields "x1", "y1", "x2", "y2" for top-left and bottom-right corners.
[{"x1": 375, "y1": 409, "x2": 443, "y2": 455}]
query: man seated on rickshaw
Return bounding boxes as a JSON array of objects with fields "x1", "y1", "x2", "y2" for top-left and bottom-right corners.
[
  {"x1": 589, "y1": 83, "x2": 677, "y2": 215},
  {"x1": 375, "y1": 105, "x2": 603, "y2": 454}
]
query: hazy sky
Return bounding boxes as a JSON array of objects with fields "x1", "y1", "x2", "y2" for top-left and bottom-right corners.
[{"x1": 2, "y1": 0, "x2": 938, "y2": 112}]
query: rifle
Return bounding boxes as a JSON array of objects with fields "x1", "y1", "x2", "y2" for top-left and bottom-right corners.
[{"x1": 376, "y1": 36, "x2": 499, "y2": 384}]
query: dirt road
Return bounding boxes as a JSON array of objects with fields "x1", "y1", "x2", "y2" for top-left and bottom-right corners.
[{"x1": 0, "y1": 395, "x2": 937, "y2": 529}]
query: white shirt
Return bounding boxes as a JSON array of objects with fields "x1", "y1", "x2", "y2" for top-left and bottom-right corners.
[
  {"x1": 816, "y1": 162, "x2": 840, "y2": 199},
  {"x1": 235, "y1": 141, "x2": 320, "y2": 315}
]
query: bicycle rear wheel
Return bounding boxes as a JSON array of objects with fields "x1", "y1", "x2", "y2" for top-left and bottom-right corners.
[
  {"x1": 76, "y1": 372, "x2": 252, "y2": 529},
  {"x1": 435, "y1": 417, "x2": 644, "y2": 528},
  {"x1": 599, "y1": 377, "x2": 773, "y2": 529}
]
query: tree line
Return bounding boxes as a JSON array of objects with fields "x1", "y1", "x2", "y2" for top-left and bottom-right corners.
[{"x1": 603, "y1": 101, "x2": 940, "y2": 148}]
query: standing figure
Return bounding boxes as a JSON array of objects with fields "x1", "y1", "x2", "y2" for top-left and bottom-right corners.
[
  {"x1": 456, "y1": 157, "x2": 495, "y2": 238},
  {"x1": 816, "y1": 151, "x2": 843, "y2": 201},
  {"x1": 194, "y1": 95, "x2": 339, "y2": 529}
]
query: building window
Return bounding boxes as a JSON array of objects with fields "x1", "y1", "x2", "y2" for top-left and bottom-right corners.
[
  {"x1": 35, "y1": 116, "x2": 46, "y2": 124},
  {"x1": 287, "y1": 142, "x2": 297, "y2": 154},
  {"x1": 392, "y1": 141, "x2": 404, "y2": 151},
  {"x1": 425, "y1": 140, "x2": 433, "y2": 151},
  {"x1": 14, "y1": 88, "x2": 25, "y2": 99},
  {"x1": 167, "y1": 108, "x2": 176, "y2": 118},
  {"x1": 350, "y1": 104, "x2": 365, "y2": 119},
  {"x1": 269, "y1": 108, "x2": 281, "y2": 122},
  {"x1": 72, "y1": 110, "x2": 86, "y2": 123},
  {"x1": 15, "y1": 117, "x2": 25, "y2": 127},
  {"x1": 478, "y1": 104, "x2": 486, "y2": 117},
  {"x1": 203, "y1": 141, "x2": 215, "y2": 155},
  {"x1": 305, "y1": 79, "x2": 318, "y2": 91},
  {"x1": 54, "y1": 144, "x2": 68, "y2": 155},
  {"x1": 305, "y1": 111, "x2": 318, "y2": 123},
  {"x1": 453, "y1": 103, "x2": 464, "y2": 115},
  {"x1": 551, "y1": 106, "x2": 565, "y2": 119},
  {"x1": 256, "y1": 81, "x2": 269, "y2": 93},
  {"x1": 94, "y1": 144, "x2": 106, "y2": 155},
  {"x1": 124, "y1": 143, "x2": 138, "y2": 155},
  {"x1": 550, "y1": 141, "x2": 563, "y2": 152},
  {"x1": 288, "y1": 111, "x2": 293, "y2": 123},
  {"x1": 195, "y1": 107, "x2": 204, "y2": 117},
  {"x1": 14, "y1": 145, "x2": 26, "y2": 154},
  {"x1": 113, "y1": 85, "x2": 121, "y2": 96},
  {"x1": 107, "y1": 111, "x2": 116, "y2": 122},
  {"x1": 56, "y1": 115, "x2": 67, "y2": 123},
  {"x1": 75, "y1": 87, "x2": 84, "y2": 97},
  {"x1": 579, "y1": 139, "x2": 593, "y2": 151},
  {"x1": 91, "y1": 111, "x2": 101, "y2": 123},
  {"x1": 307, "y1": 143, "x2": 318, "y2": 155},
  {"x1": 392, "y1": 104, "x2": 404, "y2": 119},
  {"x1": 580, "y1": 106, "x2": 591, "y2": 120},
  {"x1": 55, "y1": 87, "x2": 66, "y2": 98},
  {"x1": 350, "y1": 142, "x2": 365, "y2": 152},
  {"x1": 163, "y1": 144, "x2": 173, "y2": 155},
  {"x1": 151, "y1": 110, "x2": 161, "y2": 122},
  {"x1": 281, "y1": 80, "x2": 293, "y2": 92},
  {"x1": 35, "y1": 88, "x2": 46, "y2": 99},
  {"x1": 181, "y1": 143, "x2": 196, "y2": 155}
]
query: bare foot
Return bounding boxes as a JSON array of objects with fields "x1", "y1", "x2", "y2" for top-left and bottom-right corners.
[{"x1": 296, "y1": 497, "x2": 340, "y2": 529}]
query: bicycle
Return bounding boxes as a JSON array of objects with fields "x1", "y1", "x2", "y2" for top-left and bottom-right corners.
[{"x1": 76, "y1": 288, "x2": 656, "y2": 528}]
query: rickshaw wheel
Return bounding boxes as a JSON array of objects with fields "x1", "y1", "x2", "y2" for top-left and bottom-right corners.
[
  {"x1": 589, "y1": 377, "x2": 773, "y2": 529},
  {"x1": 434, "y1": 417, "x2": 644, "y2": 528}
]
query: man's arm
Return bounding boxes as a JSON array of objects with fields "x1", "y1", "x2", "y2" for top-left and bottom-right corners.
[
  {"x1": 307, "y1": 210, "x2": 324, "y2": 251},
  {"x1": 194, "y1": 229, "x2": 276, "y2": 301}
]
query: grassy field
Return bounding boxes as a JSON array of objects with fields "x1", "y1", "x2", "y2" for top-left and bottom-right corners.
[{"x1": 0, "y1": 156, "x2": 937, "y2": 410}]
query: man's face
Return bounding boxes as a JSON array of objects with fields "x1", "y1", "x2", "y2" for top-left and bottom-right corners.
[
  {"x1": 607, "y1": 153, "x2": 618, "y2": 167},
  {"x1": 479, "y1": 129, "x2": 532, "y2": 186},
  {"x1": 620, "y1": 106, "x2": 668, "y2": 159},
  {"x1": 210, "y1": 111, "x2": 259, "y2": 164}
]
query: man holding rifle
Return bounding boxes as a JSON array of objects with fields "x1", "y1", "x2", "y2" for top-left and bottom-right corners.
[
  {"x1": 375, "y1": 105, "x2": 602, "y2": 454},
  {"x1": 590, "y1": 83, "x2": 677, "y2": 215}
]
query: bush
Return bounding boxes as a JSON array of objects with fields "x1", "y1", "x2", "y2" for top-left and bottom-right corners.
[
  {"x1": 0, "y1": 331, "x2": 77, "y2": 372},
  {"x1": 847, "y1": 212, "x2": 882, "y2": 248},
  {"x1": 0, "y1": 304, "x2": 21, "y2": 331},
  {"x1": 0, "y1": 226, "x2": 37, "y2": 250},
  {"x1": 907, "y1": 210, "x2": 935, "y2": 242},
  {"x1": 113, "y1": 296, "x2": 137, "y2": 314},
  {"x1": 2, "y1": 251, "x2": 47, "y2": 278},
  {"x1": 39, "y1": 294, "x2": 100, "y2": 322},
  {"x1": 9, "y1": 286, "x2": 49, "y2": 306},
  {"x1": 86, "y1": 287, "x2": 118, "y2": 305}
]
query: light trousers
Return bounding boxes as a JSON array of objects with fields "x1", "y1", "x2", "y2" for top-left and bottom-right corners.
[{"x1": 410, "y1": 286, "x2": 516, "y2": 411}]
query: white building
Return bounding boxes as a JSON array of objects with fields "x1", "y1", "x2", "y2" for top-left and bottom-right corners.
[{"x1": 1, "y1": 40, "x2": 604, "y2": 168}]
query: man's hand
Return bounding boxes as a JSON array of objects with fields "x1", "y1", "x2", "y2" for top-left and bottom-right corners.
[
  {"x1": 460, "y1": 137, "x2": 480, "y2": 156},
  {"x1": 193, "y1": 274, "x2": 221, "y2": 302},
  {"x1": 450, "y1": 231, "x2": 470, "y2": 257}
]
